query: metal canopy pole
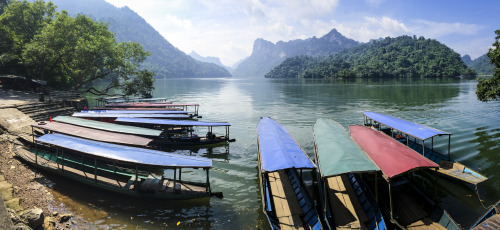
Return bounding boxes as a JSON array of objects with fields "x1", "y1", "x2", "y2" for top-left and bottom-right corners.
[
  {"x1": 422, "y1": 140, "x2": 425, "y2": 157},
  {"x1": 174, "y1": 168, "x2": 177, "y2": 189},
  {"x1": 206, "y1": 168, "x2": 210, "y2": 193},
  {"x1": 179, "y1": 168, "x2": 182, "y2": 181},
  {"x1": 448, "y1": 135, "x2": 451, "y2": 161},
  {"x1": 389, "y1": 180, "x2": 393, "y2": 222}
]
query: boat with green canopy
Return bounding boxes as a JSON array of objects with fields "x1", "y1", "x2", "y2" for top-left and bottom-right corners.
[
  {"x1": 14, "y1": 133, "x2": 220, "y2": 199},
  {"x1": 257, "y1": 117, "x2": 322, "y2": 230},
  {"x1": 313, "y1": 118, "x2": 385, "y2": 229},
  {"x1": 363, "y1": 111, "x2": 487, "y2": 185}
]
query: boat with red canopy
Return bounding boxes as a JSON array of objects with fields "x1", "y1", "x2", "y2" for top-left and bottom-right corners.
[{"x1": 349, "y1": 125, "x2": 460, "y2": 229}]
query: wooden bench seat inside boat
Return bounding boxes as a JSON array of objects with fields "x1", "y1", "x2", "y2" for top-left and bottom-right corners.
[
  {"x1": 326, "y1": 174, "x2": 368, "y2": 229},
  {"x1": 268, "y1": 170, "x2": 305, "y2": 230}
]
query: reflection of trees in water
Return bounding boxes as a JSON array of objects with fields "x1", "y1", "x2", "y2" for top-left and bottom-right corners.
[{"x1": 470, "y1": 126, "x2": 500, "y2": 203}]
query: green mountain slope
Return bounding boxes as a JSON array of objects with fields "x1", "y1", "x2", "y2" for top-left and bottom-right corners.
[
  {"x1": 468, "y1": 54, "x2": 494, "y2": 75},
  {"x1": 46, "y1": 0, "x2": 231, "y2": 78},
  {"x1": 266, "y1": 35, "x2": 475, "y2": 79}
]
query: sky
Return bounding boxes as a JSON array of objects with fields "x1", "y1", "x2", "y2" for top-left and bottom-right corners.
[{"x1": 103, "y1": 0, "x2": 500, "y2": 67}]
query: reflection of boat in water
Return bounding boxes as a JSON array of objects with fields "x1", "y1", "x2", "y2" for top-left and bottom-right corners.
[
  {"x1": 349, "y1": 125, "x2": 460, "y2": 229},
  {"x1": 469, "y1": 200, "x2": 500, "y2": 230},
  {"x1": 313, "y1": 118, "x2": 386, "y2": 229},
  {"x1": 363, "y1": 111, "x2": 487, "y2": 185},
  {"x1": 15, "y1": 133, "x2": 220, "y2": 199},
  {"x1": 257, "y1": 117, "x2": 322, "y2": 230}
]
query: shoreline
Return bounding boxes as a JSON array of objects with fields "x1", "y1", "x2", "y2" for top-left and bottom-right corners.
[{"x1": 0, "y1": 87, "x2": 88, "y2": 229}]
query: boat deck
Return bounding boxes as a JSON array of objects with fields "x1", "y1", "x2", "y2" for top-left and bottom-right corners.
[
  {"x1": 389, "y1": 185, "x2": 445, "y2": 230},
  {"x1": 15, "y1": 146, "x2": 207, "y2": 197},
  {"x1": 268, "y1": 171, "x2": 305, "y2": 230},
  {"x1": 326, "y1": 175, "x2": 367, "y2": 229}
]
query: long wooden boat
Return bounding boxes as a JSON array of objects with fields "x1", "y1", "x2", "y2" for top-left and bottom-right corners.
[
  {"x1": 72, "y1": 112, "x2": 192, "y2": 121},
  {"x1": 53, "y1": 116, "x2": 162, "y2": 137},
  {"x1": 363, "y1": 111, "x2": 487, "y2": 185},
  {"x1": 256, "y1": 117, "x2": 322, "y2": 230},
  {"x1": 349, "y1": 125, "x2": 460, "y2": 230},
  {"x1": 14, "y1": 133, "x2": 220, "y2": 199},
  {"x1": 115, "y1": 117, "x2": 234, "y2": 147},
  {"x1": 313, "y1": 118, "x2": 386, "y2": 229},
  {"x1": 81, "y1": 110, "x2": 188, "y2": 114},
  {"x1": 470, "y1": 200, "x2": 500, "y2": 230},
  {"x1": 31, "y1": 121, "x2": 156, "y2": 149},
  {"x1": 104, "y1": 103, "x2": 200, "y2": 116},
  {"x1": 93, "y1": 107, "x2": 183, "y2": 111}
]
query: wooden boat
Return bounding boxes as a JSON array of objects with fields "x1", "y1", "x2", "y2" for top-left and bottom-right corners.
[
  {"x1": 104, "y1": 103, "x2": 200, "y2": 116},
  {"x1": 349, "y1": 125, "x2": 460, "y2": 229},
  {"x1": 115, "y1": 117, "x2": 234, "y2": 147},
  {"x1": 256, "y1": 117, "x2": 322, "y2": 230},
  {"x1": 81, "y1": 110, "x2": 188, "y2": 114},
  {"x1": 14, "y1": 133, "x2": 220, "y2": 199},
  {"x1": 31, "y1": 121, "x2": 155, "y2": 148},
  {"x1": 96, "y1": 97, "x2": 171, "y2": 106},
  {"x1": 93, "y1": 107, "x2": 183, "y2": 111},
  {"x1": 72, "y1": 112, "x2": 192, "y2": 121},
  {"x1": 470, "y1": 200, "x2": 500, "y2": 230},
  {"x1": 313, "y1": 118, "x2": 386, "y2": 229},
  {"x1": 363, "y1": 111, "x2": 487, "y2": 185},
  {"x1": 52, "y1": 116, "x2": 162, "y2": 137}
]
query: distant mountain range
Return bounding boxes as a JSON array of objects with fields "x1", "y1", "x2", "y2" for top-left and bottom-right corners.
[
  {"x1": 46, "y1": 0, "x2": 231, "y2": 78},
  {"x1": 464, "y1": 54, "x2": 494, "y2": 75},
  {"x1": 231, "y1": 29, "x2": 359, "y2": 77},
  {"x1": 189, "y1": 51, "x2": 231, "y2": 71}
]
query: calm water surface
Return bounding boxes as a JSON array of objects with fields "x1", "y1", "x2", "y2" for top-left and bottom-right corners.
[{"x1": 52, "y1": 78, "x2": 499, "y2": 229}]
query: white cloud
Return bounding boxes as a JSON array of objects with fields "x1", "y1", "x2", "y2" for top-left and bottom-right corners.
[
  {"x1": 164, "y1": 14, "x2": 192, "y2": 30},
  {"x1": 335, "y1": 16, "x2": 410, "y2": 42},
  {"x1": 411, "y1": 20, "x2": 484, "y2": 38}
]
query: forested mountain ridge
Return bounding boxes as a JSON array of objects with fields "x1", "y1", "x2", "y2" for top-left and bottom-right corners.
[
  {"x1": 46, "y1": 0, "x2": 231, "y2": 78},
  {"x1": 266, "y1": 35, "x2": 475, "y2": 79},
  {"x1": 467, "y1": 54, "x2": 494, "y2": 75},
  {"x1": 232, "y1": 28, "x2": 359, "y2": 77},
  {"x1": 189, "y1": 51, "x2": 230, "y2": 71}
]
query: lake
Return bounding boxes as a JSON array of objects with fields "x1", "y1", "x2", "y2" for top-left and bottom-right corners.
[{"x1": 54, "y1": 77, "x2": 499, "y2": 229}]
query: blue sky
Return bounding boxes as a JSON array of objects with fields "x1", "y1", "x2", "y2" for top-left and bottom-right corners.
[{"x1": 104, "y1": 0, "x2": 499, "y2": 66}]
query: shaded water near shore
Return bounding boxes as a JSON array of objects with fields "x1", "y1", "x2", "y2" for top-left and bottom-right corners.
[{"x1": 50, "y1": 78, "x2": 500, "y2": 229}]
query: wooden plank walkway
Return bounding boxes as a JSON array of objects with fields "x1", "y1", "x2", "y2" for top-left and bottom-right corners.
[
  {"x1": 268, "y1": 171, "x2": 305, "y2": 230},
  {"x1": 326, "y1": 175, "x2": 367, "y2": 229},
  {"x1": 473, "y1": 214, "x2": 500, "y2": 230}
]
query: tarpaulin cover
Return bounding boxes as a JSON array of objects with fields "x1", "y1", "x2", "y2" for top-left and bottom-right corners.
[
  {"x1": 81, "y1": 110, "x2": 187, "y2": 114},
  {"x1": 32, "y1": 121, "x2": 153, "y2": 146},
  {"x1": 115, "y1": 117, "x2": 230, "y2": 127},
  {"x1": 105, "y1": 103, "x2": 199, "y2": 107},
  {"x1": 364, "y1": 111, "x2": 450, "y2": 140},
  {"x1": 37, "y1": 133, "x2": 212, "y2": 168},
  {"x1": 256, "y1": 117, "x2": 316, "y2": 172},
  {"x1": 72, "y1": 112, "x2": 189, "y2": 119},
  {"x1": 349, "y1": 125, "x2": 438, "y2": 180},
  {"x1": 53, "y1": 116, "x2": 162, "y2": 137},
  {"x1": 313, "y1": 118, "x2": 379, "y2": 177}
]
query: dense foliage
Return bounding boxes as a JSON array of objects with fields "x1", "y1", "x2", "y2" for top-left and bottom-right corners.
[
  {"x1": 468, "y1": 54, "x2": 495, "y2": 75},
  {"x1": 265, "y1": 35, "x2": 476, "y2": 79},
  {"x1": 47, "y1": 0, "x2": 231, "y2": 78},
  {"x1": 476, "y1": 30, "x2": 500, "y2": 102},
  {"x1": 0, "y1": 0, "x2": 155, "y2": 96}
]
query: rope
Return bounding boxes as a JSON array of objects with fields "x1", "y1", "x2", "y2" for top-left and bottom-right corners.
[{"x1": 475, "y1": 184, "x2": 495, "y2": 211}]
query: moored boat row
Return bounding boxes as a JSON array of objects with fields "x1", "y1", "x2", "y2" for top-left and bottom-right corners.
[{"x1": 257, "y1": 113, "x2": 489, "y2": 229}]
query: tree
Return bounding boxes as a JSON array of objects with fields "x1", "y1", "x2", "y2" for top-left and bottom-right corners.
[
  {"x1": 477, "y1": 29, "x2": 500, "y2": 102},
  {"x1": 1, "y1": 0, "x2": 154, "y2": 97}
]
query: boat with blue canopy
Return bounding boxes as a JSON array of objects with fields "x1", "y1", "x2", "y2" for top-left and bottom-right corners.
[
  {"x1": 313, "y1": 118, "x2": 385, "y2": 230},
  {"x1": 53, "y1": 116, "x2": 162, "y2": 137},
  {"x1": 115, "y1": 117, "x2": 234, "y2": 147},
  {"x1": 72, "y1": 112, "x2": 191, "y2": 120},
  {"x1": 14, "y1": 133, "x2": 220, "y2": 199},
  {"x1": 81, "y1": 110, "x2": 188, "y2": 114},
  {"x1": 363, "y1": 111, "x2": 487, "y2": 185},
  {"x1": 104, "y1": 103, "x2": 200, "y2": 116},
  {"x1": 256, "y1": 117, "x2": 322, "y2": 230},
  {"x1": 350, "y1": 125, "x2": 460, "y2": 230}
]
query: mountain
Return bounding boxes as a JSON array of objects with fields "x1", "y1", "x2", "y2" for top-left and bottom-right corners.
[
  {"x1": 189, "y1": 51, "x2": 231, "y2": 70},
  {"x1": 232, "y1": 29, "x2": 359, "y2": 77},
  {"x1": 266, "y1": 35, "x2": 475, "y2": 79},
  {"x1": 461, "y1": 55, "x2": 472, "y2": 65},
  {"x1": 46, "y1": 0, "x2": 231, "y2": 78},
  {"x1": 467, "y1": 54, "x2": 494, "y2": 75}
]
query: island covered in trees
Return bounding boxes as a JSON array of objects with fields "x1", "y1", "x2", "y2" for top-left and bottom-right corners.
[{"x1": 265, "y1": 36, "x2": 475, "y2": 79}]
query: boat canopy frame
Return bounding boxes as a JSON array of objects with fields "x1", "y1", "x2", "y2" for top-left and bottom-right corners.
[{"x1": 363, "y1": 111, "x2": 452, "y2": 160}]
